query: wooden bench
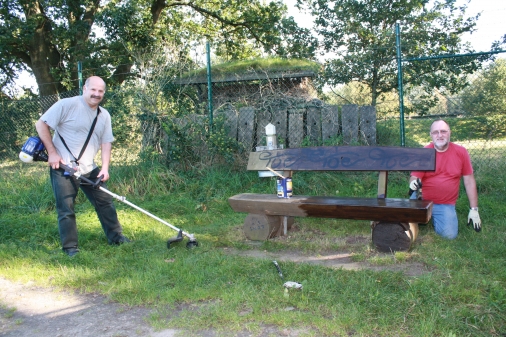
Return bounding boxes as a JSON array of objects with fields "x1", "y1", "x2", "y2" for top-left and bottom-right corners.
[{"x1": 228, "y1": 146, "x2": 436, "y2": 252}]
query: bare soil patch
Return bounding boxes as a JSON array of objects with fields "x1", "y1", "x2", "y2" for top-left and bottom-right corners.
[
  {"x1": 0, "y1": 277, "x2": 178, "y2": 337},
  {"x1": 221, "y1": 247, "x2": 429, "y2": 277}
]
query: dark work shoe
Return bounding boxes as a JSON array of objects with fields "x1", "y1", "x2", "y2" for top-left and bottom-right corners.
[
  {"x1": 63, "y1": 248, "x2": 79, "y2": 257},
  {"x1": 108, "y1": 236, "x2": 131, "y2": 245}
]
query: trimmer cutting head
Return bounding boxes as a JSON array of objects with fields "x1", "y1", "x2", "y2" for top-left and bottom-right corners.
[
  {"x1": 167, "y1": 230, "x2": 184, "y2": 249},
  {"x1": 167, "y1": 230, "x2": 199, "y2": 249}
]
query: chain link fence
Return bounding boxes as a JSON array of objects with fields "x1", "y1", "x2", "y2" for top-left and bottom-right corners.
[
  {"x1": 0, "y1": 89, "x2": 80, "y2": 159},
  {"x1": 405, "y1": 67, "x2": 506, "y2": 168},
  {"x1": 1, "y1": 65, "x2": 505, "y2": 168}
]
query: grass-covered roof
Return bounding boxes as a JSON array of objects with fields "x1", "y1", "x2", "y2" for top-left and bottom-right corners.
[{"x1": 178, "y1": 57, "x2": 321, "y2": 84}]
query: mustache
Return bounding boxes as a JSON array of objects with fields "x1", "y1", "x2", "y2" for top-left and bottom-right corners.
[{"x1": 90, "y1": 95, "x2": 102, "y2": 99}]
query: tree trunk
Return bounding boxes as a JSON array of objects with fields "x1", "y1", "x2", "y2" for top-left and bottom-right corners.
[{"x1": 23, "y1": 0, "x2": 65, "y2": 97}]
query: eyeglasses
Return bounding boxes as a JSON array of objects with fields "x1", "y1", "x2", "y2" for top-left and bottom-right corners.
[{"x1": 430, "y1": 130, "x2": 449, "y2": 136}]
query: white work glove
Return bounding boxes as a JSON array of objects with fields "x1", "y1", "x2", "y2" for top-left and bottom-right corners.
[
  {"x1": 408, "y1": 178, "x2": 421, "y2": 197},
  {"x1": 409, "y1": 179, "x2": 421, "y2": 191},
  {"x1": 468, "y1": 209, "x2": 481, "y2": 232}
]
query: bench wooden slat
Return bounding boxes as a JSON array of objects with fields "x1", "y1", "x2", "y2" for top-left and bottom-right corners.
[
  {"x1": 229, "y1": 193, "x2": 433, "y2": 223},
  {"x1": 248, "y1": 146, "x2": 436, "y2": 171}
]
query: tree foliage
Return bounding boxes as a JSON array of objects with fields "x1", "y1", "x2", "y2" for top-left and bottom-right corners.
[
  {"x1": 324, "y1": 81, "x2": 399, "y2": 116},
  {"x1": 0, "y1": 0, "x2": 317, "y2": 97},
  {"x1": 461, "y1": 58, "x2": 506, "y2": 116},
  {"x1": 459, "y1": 58, "x2": 506, "y2": 139},
  {"x1": 299, "y1": 0, "x2": 487, "y2": 107}
]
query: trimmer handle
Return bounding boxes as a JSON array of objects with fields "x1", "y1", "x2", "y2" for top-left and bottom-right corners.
[
  {"x1": 90, "y1": 175, "x2": 104, "y2": 189},
  {"x1": 59, "y1": 163, "x2": 103, "y2": 189}
]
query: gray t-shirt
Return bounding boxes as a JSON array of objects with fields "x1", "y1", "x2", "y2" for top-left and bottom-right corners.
[{"x1": 40, "y1": 96, "x2": 114, "y2": 174}]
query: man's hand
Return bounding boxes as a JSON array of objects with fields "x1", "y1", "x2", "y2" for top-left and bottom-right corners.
[
  {"x1": 468, "y1": 209, "x2": 481, "y2": 232},
  {"x1": 408, "y1": 178, "x2": 422, "y2": 197},
  {"x1": 47, "y1": 153, "x2": 64, "y2": 170},
  {"x1": 97, "y1": 169, "x2": 109, "y2": 182},
  {"x1": 409, "y1": 179, "x2": 421, "y2": 191}
]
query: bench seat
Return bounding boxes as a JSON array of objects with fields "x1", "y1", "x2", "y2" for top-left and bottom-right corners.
[{"x1": 229, "y1": 193, "x2": 433, "y2": 223}]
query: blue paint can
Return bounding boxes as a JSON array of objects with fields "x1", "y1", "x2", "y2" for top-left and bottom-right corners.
[{"x1": 277, "y1": 177, "x2": 293, "y2": 198}]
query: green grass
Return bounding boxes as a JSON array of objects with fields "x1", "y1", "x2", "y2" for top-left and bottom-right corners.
[
  {"x1": 1, "y1": 162, "x2": 505, "y2": 336},
  {"x1": 1, "y1": 119, "x2": 506, "y2": 336}
]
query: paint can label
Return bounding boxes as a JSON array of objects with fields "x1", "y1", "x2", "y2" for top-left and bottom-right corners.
[{"x1": 277, "y1": 177, "x2": 293, "y2": 198}]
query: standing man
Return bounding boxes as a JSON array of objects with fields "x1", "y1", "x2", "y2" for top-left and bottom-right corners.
[
  {"x1": 35, "y1": 76, "x2": 129, "y2": 256},
  {"x1": 409, "y1": 119, "x2": 481, "y2": 239}
]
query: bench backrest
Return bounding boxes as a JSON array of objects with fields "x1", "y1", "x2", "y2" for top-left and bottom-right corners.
[
  {"x1": 248, "y1": 146, "x2": 435, "y2": 171},
  {"x1": 247, "y1": 146, "x2": 436, "y2": 198}
]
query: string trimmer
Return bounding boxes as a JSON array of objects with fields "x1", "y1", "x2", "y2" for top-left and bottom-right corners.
[{"x1": 19, "y1": 136, "x2": 198, "y2": 249}]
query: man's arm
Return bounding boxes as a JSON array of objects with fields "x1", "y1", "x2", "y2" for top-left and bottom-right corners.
[
  {"x1": 463, "y1": 174, "x2": 478, "y2": 208},
  {"x1": 98, "y1": 142, "x2": 112, "y2": 182},
  {"x1": 463, "y1": 174, "x2": 481, "y2": 231},
  {"x1": 35, "y1": 119, "x2": 62, "y2": 169}
]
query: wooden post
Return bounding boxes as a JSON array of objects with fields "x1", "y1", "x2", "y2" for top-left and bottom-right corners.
[
  {"x1": 359, "y1": 105, "x2": 377, "y2": 145},
  {"x1": 377, "y1": 171, "x2": 388, "y2": 198},
  {"x1": 342, "y1": 104, "x2": 359, "y2": 145},
  {"x1": 215, "y1": 104, "x2": 238, "y2": 139},
  {"x1": 306, "y1": 99, "x2": 322, "y2": 146},
  {"x1": 288, "y1": 109, "x2": 304, "y2": 148},
  {"x1": 238, "y1": 106, "x2": 255, "y2": 151},
  {"x1": 371, "y1": 221, "x2": 419, "y2": 252},
  {"x1": 322, "y1": 105, "x2": 339, "y2": 143},
  {"x1": 255, "y1": 108, "x2": 271, "y2": 149},
  {"x1": 272, "y1": 102, "x2": 288, "y2": 148},
  {"x1": 243, "y1": 213, "x2": 294, "y2": 240}
]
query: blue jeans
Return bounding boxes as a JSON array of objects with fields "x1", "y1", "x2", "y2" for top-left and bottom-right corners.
[
  {"x1": 411, "y1": 192, "x2": 458, "y2": 239},
  {"x1": 50, "y1": 167, "x2": 124, "y2": 249}
]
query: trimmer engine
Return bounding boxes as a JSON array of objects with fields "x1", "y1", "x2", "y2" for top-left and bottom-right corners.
[{"x1": 19, "y1": 136, "x2": 48, "y2": 163}]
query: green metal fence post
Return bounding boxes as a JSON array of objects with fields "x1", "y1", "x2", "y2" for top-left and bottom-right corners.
[
  {"x1": 206, "y1": 42, "x2": 213, "y2": 133},
  {"x1": 395, "y1": 22, "x2": 406, "y2": 147},
  {"x1": 78, "y1": 61, "x2": 83, "y2": 95}
]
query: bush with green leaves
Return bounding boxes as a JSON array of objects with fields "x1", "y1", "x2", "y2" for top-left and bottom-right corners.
[{"x1": 207, "y1": 114, "x2": 244, "y2": 164}]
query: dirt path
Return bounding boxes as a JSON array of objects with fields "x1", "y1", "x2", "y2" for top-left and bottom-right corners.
[
  {"x1": 0, "y1": 249, "x2": 427, "y2": 337},
  {"x1": 0, "y1": 277, "x2": 179, "y2": 337},
  {"x1": 222, "y1": 248, "x2": 428, "y2": 277}
]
